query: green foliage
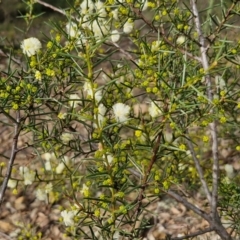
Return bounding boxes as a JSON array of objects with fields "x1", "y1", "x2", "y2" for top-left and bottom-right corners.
[
  {"x1": 1, "y1": 0, "x2": 240, "y2": 239},
  {"x1": 219, "y1": 177, "x2": 240, "y2": 236}
]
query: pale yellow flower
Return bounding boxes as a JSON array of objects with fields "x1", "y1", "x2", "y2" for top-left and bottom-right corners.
[
  {"x1": 123, "y1": 20, "x2": 134, "y2": 34},
  {"x1": 61, "y1": 133, "x2": 74, "y2": 144},
  {"x1": 81, "y1": 184, "x2": 89, "y2": 197},
  {"x1": 94, "y1": 103, "x2": 107, "y2": 128},
  {"x1": 80, "y1": 0, "x2": 94, "y2": 14},
  {"x1": 69, "y1": 94, "x2": 80, "y2": 108},
  {"x1": 141, "y1": 0, "x2": 148, "y2": 11},
  {"x1": 176, "y1": 36, "x2": 186, "y2": 45},
  {"x1": 111, "y1": 30, "x2": 120, "y2": 43},
  {"x1": 21, "y1": 37, "x2": 42, "y2": 57},
  {"x1": 61, "y1": 210, "x2": 77, "y2": 226},
  {"x1": 56, "y1": 156, "x2": 70, "y2": 174},
  {"x1": 148, "y1": 101, "x2": 162, "y2": 118},
  {"x1": 45, "y1": 160, "x2": 52, "y2": 171},
  {"x1": 84, "y1": 82, "x2": 102, "y2": 102},
  {"x1": 112, "y1": 9, "x2": 119, "y2": 20},
  {"x1": 42, "y1": 152, "x2": 57, "y2": 161},
  {"x1": 36, "y1": 188, "x2": 47, "y2": 202},
  {"x1": 66, "y1": 22, "x2": 79, "y2": 38},
  {"x1": 112, "y1": 103, "x2": 130, "y2": 123},
  {"x1": 19, "y1": 166, "x2": 35, "y2": 185},
  {"x1": 151, "y1": 40, "x2": 162, "y2": 52},
  {"x1": 7, "y1": 179, "x2": 17, "y2": 189},
  {"x1": 56, "y1": 162, "x2": 65, "y2": 174},
  {"x1": 35, "y1": 70, "x2": 42, "y2": 81},
  {"x1": 58, "y1": 112, "x2": 67, "y2": 119},
  {"x1": 45, "y1": 183, "x2": 53, "y2": 194},
  {"x1": 95, "y1": 1, "x2": 107, "y2": 17},
  {"x1": 91, "y1": 20, "x2": 109, "y2": 39}
]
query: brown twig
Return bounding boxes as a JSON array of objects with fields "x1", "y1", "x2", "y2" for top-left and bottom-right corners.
[
  {"x1": 0, "y1": 231, "x2": 13, "y2": 240},
  {"x1": 0, "y1": 107, "x2": 17, "y2": 124},
  {"x1": 129, "y1": 4, "x2": 158, "y2": 32},
  {"x1": 6, "y1": 54, "x2": 22, "y2": 66},
  {"x1": 0, "y1": 111, "x2": 22, "y2": 205},
  {"x1": 207, "y1": 2, "x2": 237, "y2": 46},
  {"x1": 190, "y1": 1, "x2": 232, "y2": 239},
  {"x1": 111, "y1": 42, "x2": 135, "y2": 61},
  {"x1": 0, "y1": 49, "x2": 22, "y2": 66},
  {"x1": 167, "y1": 190, "x2": 211, "y2": 222},
  {"x1": 166, "y1": 191, "x2": 232, "y2": 239},
  {"x1": 34, "y1": 0, "x2": 67, "y2": 16},
  {"x1": 129, "y1": 4, "x2": 202, "y2": 63},
  {"x1": 186, "y1": 134, "x2": 212, "y2": 204},
  {"x1": 171, "y1": 227, "x2": 214, "y2": 240},
  {"x1": 190, "y1": 0, "x2": 219, "y2": 221},
  {"x1": 136, "y1": 130, "x2": 163, "y2": 210},
  {"x1": 159, "y1": 24, "x2": 202, "y2": 62},
  {"x1": 130, "y1": 128, "x2": 163, "y2": 235}
]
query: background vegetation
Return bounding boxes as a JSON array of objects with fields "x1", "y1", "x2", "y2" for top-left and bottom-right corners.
[{"x1": 0, "y1": 0, "x2": 240, "y2": 239}]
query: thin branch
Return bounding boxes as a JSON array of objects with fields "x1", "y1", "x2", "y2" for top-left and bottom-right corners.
[
  {"x1": 190, "y1": 0, "x2": 219, "y2": 222},
  {"x1": 0, "y1": 49, "x2": 22, "y2": 66},
  {"x1": 0, "y1": 231, "x2": 13, "y2": 240},
  {"x1": 190, "y1": 2, "x2": 233, "y2": 240},
  {"x1": 210, "y1": 123, "x2": 220, "y2": 217},
  {"x1": 167, "y1": 190, "x2": 232, "y2": 239},
  {"x1": 171, "y1": 227, "x2": 214, "y2": 240},
  {"x1": 0, "y1": 107, "x2": 17, "y2": 124},
  {"x1": 129, "y1": 4, "x2": 158, "y2": 32},
  {"x1": 186, "y1": 136, "x2": 212, "y2": 204},
  {"x1": 136, "y1": 130, "x2": 163, "y2": 208},
  {"x1": 0, "y1": 111, "x2": 21, "y2": 205},
  {"x1": 111, "y1": 42, "x2": 135, "y2": 61},
  {"x1": 35, "y1": 0, "x2": 67, "y2": 16},
  {"x1": 159, "y1": 24, "x2": 202, "y2": 63},
  {"x1": 129, "y1": 4, "x2": 202, "y2": 62},
  {"x1": 130, "y1": 129, "x2": 163, "y2": 234},
  {"x1": 166, "y1": 190, "x2": 211, "y2": 222},
  {"x1": 207, "y1": 2, "x2": 237, "y2": 46}
]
